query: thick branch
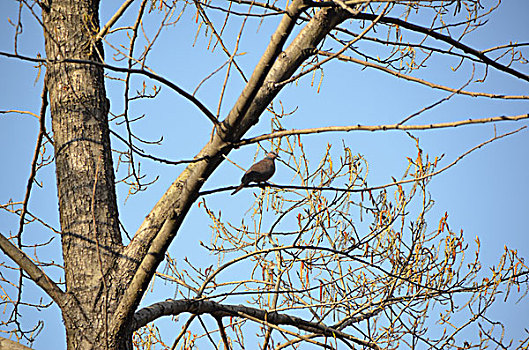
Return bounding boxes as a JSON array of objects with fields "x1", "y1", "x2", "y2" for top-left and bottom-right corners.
[
  {"x1": 220, "y1": 0, "x2": 310, "y2": 140},
  {"x1": 276, "y1": 3, "x2": 389, "y2": 87},
  {"x1": 0, "y1": 338, "x2": 33, "y2": 350},
  {"x1": 132, "y1": 299, "x2": 381, "y2": 349},
  {"x1": 0, "y1": 233, "x2": 65, "y2": 308}
]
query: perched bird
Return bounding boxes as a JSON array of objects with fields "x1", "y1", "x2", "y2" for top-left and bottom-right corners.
[{"x1": 231, "y1": 152, "x2": 279, "y2": 195}]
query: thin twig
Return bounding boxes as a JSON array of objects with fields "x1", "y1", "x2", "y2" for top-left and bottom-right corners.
[
  {"x1": 13, "y1": 82, "x2": 48, "y2": 334},
  {"x1": 354, "y1": 12, "x2": 529, "y2": 82},
  {"x1": 198, "y1": 315, "x2": 219, "y2": 350},
  {"x1": 216, "y1": 317, "x2": 231, "y2": 350},
  {"x1": 170, "y1": 315, "x2": 197, "y2": 350},
  {"x1": 201, "y1": 126, "x2": 527, "y2": 196},
  {"x1": 0, "y1": 51, "x2": 220, "y2": 127},
  {"x1": 121, "y1": 0, "x2": 149, "y2": 191},
  {"x1": 17, "y1": 83, "x2": 48, "y2": 241},
  {"x1": 316, "y1": 51, "x2": 528, "y2": 100}
]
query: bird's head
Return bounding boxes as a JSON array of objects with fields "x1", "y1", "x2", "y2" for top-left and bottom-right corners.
[{"x1": 266, "y1": 152, "x2": 279, "y2": 160}]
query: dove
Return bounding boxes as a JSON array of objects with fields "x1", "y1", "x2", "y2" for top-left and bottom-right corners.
[{"x1": 231, "y1": 152, "x2": 278, "y2": 195}]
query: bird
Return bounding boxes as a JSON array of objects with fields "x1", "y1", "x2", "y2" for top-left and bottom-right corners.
[{"x1": 231, "y1": 152, "x2": 279, "y2": 195}]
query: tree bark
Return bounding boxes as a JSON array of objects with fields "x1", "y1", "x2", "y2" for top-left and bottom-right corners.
[
  {"x1": 42, "y1": 0, "x2": 123, "y2": 348},
  {"x1": 0, "y1": 338, "x2": 33, "y2": 350}
]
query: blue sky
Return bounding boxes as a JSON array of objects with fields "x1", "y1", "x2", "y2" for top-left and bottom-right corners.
[{"x1": 1, "y1": 0, "x2": 528, "y2": 348}]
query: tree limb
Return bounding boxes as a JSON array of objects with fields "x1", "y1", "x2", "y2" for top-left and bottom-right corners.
[
  {"x1": 95, "y1": 0, "x2": 135, "y2": 41},
  {"x1": 316, "y1": 50, "x2": 529, "y2": 100},
  {"x1": 0, "y1": 337, "x2": 33, "y2": 350},
  {"x1": 236, "y1": 114, "x2": 529, "y2": 146},
  {"x1": 0, "y1": 233, "x2": 65, "y2": 308},
  {"x1": 354, "y1": 12, "x2": 529, "y2": 82},
  {"x1": 220, "y1": 0, "x2": 311, "y2": 141},
  {"x1": 215, "y1": 317, "x2": 230, "y2": 350},
  {"x1": 0, "y1": 51, "x2": 220, "y2": 127},
  {"x1": 132, "y1": 299, "x2": 381, "y2": 349}
]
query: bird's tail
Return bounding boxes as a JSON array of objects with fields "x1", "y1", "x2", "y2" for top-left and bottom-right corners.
[{"x1": 231, "y1": 183, "x2": 245, "y2": 195}]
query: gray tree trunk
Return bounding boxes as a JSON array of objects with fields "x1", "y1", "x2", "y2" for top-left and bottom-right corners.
[{"x1": 42, "y1": 0, "x2": 125, "y2": 348}]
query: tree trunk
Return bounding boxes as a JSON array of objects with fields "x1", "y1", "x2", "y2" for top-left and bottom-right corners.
[
  {"x1": 42, "y1": 0, "x2": 124, "y2": 348},
  {"x1": 40, "y1": 0, "x2": 348, "y2": 348}
]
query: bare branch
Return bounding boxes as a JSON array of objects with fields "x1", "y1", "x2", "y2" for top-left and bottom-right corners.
[
  {"x1": 95, "y1": 0, "x2": 135, "y2": 41},
  {"x1": 275, "y1": 2, "x2": 390, "y2": 87},
  {"x1": 221, "y1": 0, "x2": 312, "y2": 141},
  {"x1": 201, "y1": 125, "x2": 527, "y2": 196},
  {"x1": 215, "y1": 317, "x2": 230, "y2": 350},
  {"x1": 17, "y1": 83, "x2": 48, "y2": 241},
  {"x1": 110, "y1": 3, "x2": 352, "y2": 339},
  {"x1": 354, "y1": 12, "x2": 529, "y2": 82},
  {"x1": 0, "y1": 50, "x2": 220, "y2": 127},
  {"x1": 132, "y1": 299, "x2": 381, "y2": 349},
  {"x1": 236, "y1": 114, "x2": 529, "y2": 146},
  {"x1": 0, "y1": 233, "x2": 65, "y2": 308},
  {"x1": 316, "y1": 50, "x2": 529, "y2": 100}
]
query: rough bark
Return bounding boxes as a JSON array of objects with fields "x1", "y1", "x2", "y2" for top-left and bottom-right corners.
[{"x1": 42, "y1": 0, "x2": 123, "y2": 348}]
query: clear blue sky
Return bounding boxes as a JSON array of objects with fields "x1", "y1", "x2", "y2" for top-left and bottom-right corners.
[{"x1": 1, "y1": 1, "x2": 528, "y2": 348}]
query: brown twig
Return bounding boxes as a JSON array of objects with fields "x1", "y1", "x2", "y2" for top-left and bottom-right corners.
[
  {"x1": 11, "y1": 83, "x2": 49, "y2": 337},
  {"x1": 16, "y1": 83, "x2": 48, "y2": 241},
  {"x1": 121, "y1": 0, "x2": 149, "y2": 191},
  {"x1": 215, "y1": 317, "x2": 231, "y2": 350},
  {"x1": 0, "y1": 203, "x2": 61, "y2": 234}
]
